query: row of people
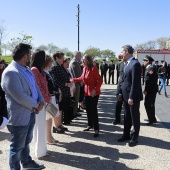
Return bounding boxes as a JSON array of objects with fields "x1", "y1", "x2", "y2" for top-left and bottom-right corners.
[
  {"x1": 1, "y1": 43, "x2": 103, "y2": 170},
  {"x1": 113, "y1": 45, "x2": 169, "y2": 148}
]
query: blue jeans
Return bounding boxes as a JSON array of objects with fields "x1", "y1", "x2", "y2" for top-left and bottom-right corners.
[
  {"x1": 7, "y1": 112, "x2": 35, "y2": 170},
  {"x1": 159, "y1": 77, "x2": 166, "y2": 93}
]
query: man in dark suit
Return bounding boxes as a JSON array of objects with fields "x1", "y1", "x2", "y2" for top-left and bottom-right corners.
[
  {"x1": 143, "y1": 55, "x2": 158, "y2": 125},
  {"x1": 108, "y1": 60, "x2": 115, "y2": 84},
  {"x1": 113, "y1": 60, "x2": 124, "y2": 124},
  {"x1": 117, "y1": 45, "x2": 143, "y2": 147},
  {"x1": 100, "y1": 59, "x2": 108, "y2": 84}
]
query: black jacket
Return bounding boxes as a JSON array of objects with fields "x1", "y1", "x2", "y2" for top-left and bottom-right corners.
[{"x1": 144, "y1": 65, "x2": 158, "y2": 93}]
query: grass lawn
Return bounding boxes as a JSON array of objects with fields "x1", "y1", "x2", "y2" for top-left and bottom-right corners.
[{"x1": 0, "y1": 56, "x2": 12, "y2": 64}]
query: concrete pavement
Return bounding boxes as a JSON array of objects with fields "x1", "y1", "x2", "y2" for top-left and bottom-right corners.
[{"x1": 0, "y1": 84, "x2": 170, "y2": 170}]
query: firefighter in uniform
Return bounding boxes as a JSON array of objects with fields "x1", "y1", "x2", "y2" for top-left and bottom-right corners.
[{"x1": 143, "y1": 55, "x2": 158, "y2": 125}]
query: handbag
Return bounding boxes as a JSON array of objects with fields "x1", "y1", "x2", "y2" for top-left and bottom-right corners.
[{"x1": 45, "y1": 103, "x2": 58, "y2": 117}]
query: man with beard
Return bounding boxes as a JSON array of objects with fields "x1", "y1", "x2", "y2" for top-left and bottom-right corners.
[{"x1": 1, "y1": 43, "x2": 45, "y2": 170}]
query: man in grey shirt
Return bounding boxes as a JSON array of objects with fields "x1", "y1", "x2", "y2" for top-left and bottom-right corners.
[
  {"x1": 1, "y1": 43, "x2": 45, "y2": 170},
  {"x1": 69, "y1": 51, "x2": 82, "y2": 117}
]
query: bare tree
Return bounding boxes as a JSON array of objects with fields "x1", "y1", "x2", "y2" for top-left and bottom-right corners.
[
  {"x1": 8, "y1": 32, "x2": 33, "y2": 52},
  {"x1": 36, "y1": 44, "x2": 48, "y2": 51},
  {"x1": 156, "y1": 37, "x2": 170, "y2": 49},
  {"x1": 47, "y1": 43, "x2": 59, "y2": 55},
  {"x1": 0, "y1": 20, "x2": 7, "y2": 55}
]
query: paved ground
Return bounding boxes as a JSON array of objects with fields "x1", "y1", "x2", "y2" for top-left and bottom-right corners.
[{"x1": 0, "y1": 84, "x2": 170, "y2": 170}]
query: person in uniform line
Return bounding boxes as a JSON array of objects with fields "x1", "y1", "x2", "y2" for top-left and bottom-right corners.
[
  {"x1": 143, "y1": 55, "x2": 158, "y2": 125},
  {"x1": 108, "y1": 60, "x2": 115, "y2": 84},
  {"x1": 100, "y1": 59, "x2": 108, "y2": 84}
]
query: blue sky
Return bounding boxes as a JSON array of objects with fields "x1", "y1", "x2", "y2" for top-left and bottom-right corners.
[{"x1": 1, "y1": 0, "x2": 170, "y2": 56}]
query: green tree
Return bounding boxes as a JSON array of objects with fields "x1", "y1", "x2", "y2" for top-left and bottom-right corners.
[
  {"x1": 84, "y1": 46, "x2": 100, "y2": 58},
  {"x1": 65, "y1": 51, "x2": 74, "y2": 58},
  {"x1": 100, "y1": 49, "x2": 115, "y2": 60},
  {"x1": 47, "y1": 43, "x2": 59, "y2": 56}
]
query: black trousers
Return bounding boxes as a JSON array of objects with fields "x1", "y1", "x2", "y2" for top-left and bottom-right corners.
[
  {"x1": 101, "y1": 72, "x2": 107, "y2": 84},
  {"x1": 123, "y1": 101, "x2": 140, "y2": 140},
  {"x1": 60, "y1": 96, "x2": 73, "y2": 123},
  {"x1": 85, "y1": 95, "x2": 99, "y2": 130},
  {"x1": 144, "y1": 92, "x2": 157, "y2": 123},
  {"x1": 108, "y1": 71, "x2": 114, "y2": 84},
  {"x1": 116, "y1": 72, "x2": 119, "y2": 84},
  {"x1": 114, "y1": 96, "x2": 123, "y2": 122}
]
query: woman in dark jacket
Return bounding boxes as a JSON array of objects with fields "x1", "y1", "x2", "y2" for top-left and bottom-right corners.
[
  {"x1": 158, "y1": 61, "x2": 168, "y2": 97},
  {"x1": 50, "y1": 51, "x2": 72, "y2": 128}
]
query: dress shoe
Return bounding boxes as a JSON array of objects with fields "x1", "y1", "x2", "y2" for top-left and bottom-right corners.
[
  {"x1": 94, "y1": 133, "x2": 99, "y2": 138},
  {"x1": 22, "y1": 160, "x2": 45, "y2": 169},
  {"x1": 83, "y1": 126, "x2": 93, "y2": 131},
  {"x1": 113, "y1": 120, "x2": 120, "y2": 125},
  {"x1": 128, "y1": 139, "x2": 138, "y2": 147},
  {"x1": 117, "y1": 136, "x2": 130, "y2": 142}
]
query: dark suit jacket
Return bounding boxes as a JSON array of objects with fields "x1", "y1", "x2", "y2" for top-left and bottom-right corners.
[
  {"x1": 108, "y1": 63, "x2": 115, "y2": 72},
  {"x1": 100, "y1": 63, "x2": 108, "y2": 73},
  {"x1": 144, "y1": 65, "x2": 158, "y2": 93},
  {"x1": 120, "y1": 58, "x2": 143, "y2": 103},
  {"x1": 116, "y1": 61, "x2": 124, "y2": 95}
]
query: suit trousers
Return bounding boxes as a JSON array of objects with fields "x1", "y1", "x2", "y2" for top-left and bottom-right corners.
[
  {"x1": 144, "y1": 92, "x2": 157, "y2": 123},
  {"x1": 73, "y1": 83, "x2": 80, "y2": 115},
  {"x1": 108, "y1": 71, "x2": 114, "y2": 84},
  {"x1": 123, "y1": 102, "x2": 140, "y2": 140},
  {"x1": 33, "y1": 107, "x2": 47, "y2": 158},
  {"x1": 101, "y1": 72, "x2": 107, "y2": 84},
  {"x1": 85, "y1": 95, "x2": 99, "y2": 130}
]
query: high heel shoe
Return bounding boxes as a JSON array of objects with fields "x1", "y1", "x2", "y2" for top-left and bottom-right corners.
[
  {"x1": 83, "y1": 126, "x2": 93, "y2": 131},
  {"x1": 94, "y1": 130, "x2": 99, "y2": 138},
  {"x1": 53, "y1": 126, "x2": 64, "y2": 133}
]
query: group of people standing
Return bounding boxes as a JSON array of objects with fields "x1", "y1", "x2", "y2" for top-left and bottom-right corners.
[
  {"x1": 113, "y1": 45, "x2": 170, "y2": 147},
  {"x1": 0, "y1": 43, "x2": 103, "y2": 170}
]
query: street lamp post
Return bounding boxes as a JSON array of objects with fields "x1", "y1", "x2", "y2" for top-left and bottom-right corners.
[{"x1": 77, "y1": 4, "x2": 80, "y2": 51}]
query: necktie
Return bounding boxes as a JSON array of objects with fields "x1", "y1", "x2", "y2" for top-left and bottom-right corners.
[{"x1": 124, "y1": 62, "x2": 128, "y2": 73}]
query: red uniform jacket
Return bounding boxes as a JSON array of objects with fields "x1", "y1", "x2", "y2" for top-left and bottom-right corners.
[{"x1": 73, "y1": 66, "x2": 103, "y2": 96}]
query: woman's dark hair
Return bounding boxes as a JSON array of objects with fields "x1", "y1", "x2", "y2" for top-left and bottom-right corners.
[
  {"x1": 84, "y1": 54, "x2": 94, "y2": 68},
  {"x1": 53, "y1": 51, "x2": 64, "y2": 61},
  {"x1": 12, "y1": 43, "x2": 32, "y2": 61},
  {"x1": 44, "y1": 55, "x2": 53, "y2": 68},
  {"x1": 30, "y1": 49, "x2": 45, "y2": 73}
]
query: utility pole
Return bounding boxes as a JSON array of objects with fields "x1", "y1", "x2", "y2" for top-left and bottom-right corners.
[{"x1": 76, "y1": 4, "x2": 80, "y2": 51}]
